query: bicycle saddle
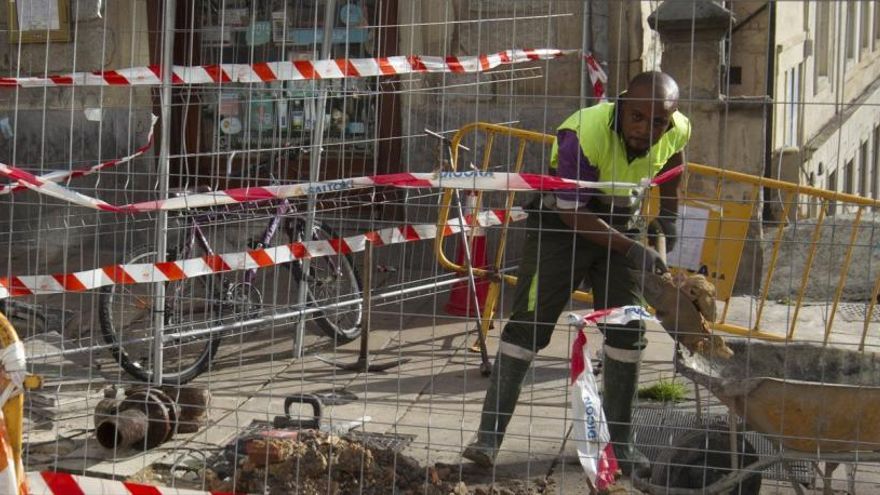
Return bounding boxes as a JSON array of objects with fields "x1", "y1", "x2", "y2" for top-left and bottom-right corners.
[{"x1": 168, "y1": 185, "x2": 214, "y2": 197}]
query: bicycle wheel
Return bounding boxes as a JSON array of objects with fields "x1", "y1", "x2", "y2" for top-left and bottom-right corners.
[
  {"x1": 292, "y1": 221, "x2": 363, "y2": 343},
  {"x1": 98, "y1": 244, "x2": 222, "y2": 384}
]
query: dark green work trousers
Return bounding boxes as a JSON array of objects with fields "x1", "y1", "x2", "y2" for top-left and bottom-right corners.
[{"x1": 500, "y1": 203, "x2": 646, "y2": 354}]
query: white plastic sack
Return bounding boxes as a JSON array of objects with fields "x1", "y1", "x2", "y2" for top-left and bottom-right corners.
[
  {"x1": 570, "y1": 328, "x2": 618, "y2": 491},
  {"x1": 568, "y1": 307, "x2": 655, "y2": 490},
  {"x1": 567, "y1": 305, "x2": 659, "y2": 329}
]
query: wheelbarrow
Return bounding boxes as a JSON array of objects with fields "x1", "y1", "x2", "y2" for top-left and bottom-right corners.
[{"x1": 633, "y1": 338, "x2": 880, "y2": 494}]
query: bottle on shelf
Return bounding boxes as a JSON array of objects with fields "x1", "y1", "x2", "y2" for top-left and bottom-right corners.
[{"x1": 291, "y1": 99, "x2": 305, "y2": 131}]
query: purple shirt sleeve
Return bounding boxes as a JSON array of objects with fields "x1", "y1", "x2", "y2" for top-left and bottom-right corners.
[{"x1": 555, "y1": 129, "x2": 599, "y2": 208}]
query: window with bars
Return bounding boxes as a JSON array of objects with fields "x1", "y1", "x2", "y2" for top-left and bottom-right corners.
[
  {"x1": 874, "y1": 125, "x2": 880, "y2": 199},
  {"x1": 860, "y1": 140, "x2": 870, "y2": 196},
  {"x1": 815, "y1": 0, "x2": 832, "y2": 84},
  {"x1": 861, "y1": 0, "x2": 871, "y2": 56},
  {"x1": 783, "y1": 65, "x2": 802, "y2": 147},
  {"x1": 847, "y1": 0, "x2": 857, "y2": 61},
  {"x1": 845, "y1": 159, "x2": 855, "y2": 195},
  {"x1": 875, "y1": 0, "x2": 880, "y2": 43},
  {"x1": 829, "y1": 169, "x2": 839, "y2": 215}
]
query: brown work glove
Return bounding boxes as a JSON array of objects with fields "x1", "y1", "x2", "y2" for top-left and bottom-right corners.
[{"x1": 625, "y1": 241, "x2": 668, "y2": 275}]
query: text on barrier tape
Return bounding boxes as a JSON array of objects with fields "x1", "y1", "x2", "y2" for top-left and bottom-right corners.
[{"x1": 0, "y1": 164, "x2": 648, "y2": 213}]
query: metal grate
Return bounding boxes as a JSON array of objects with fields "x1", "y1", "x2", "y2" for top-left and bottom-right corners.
[
  {"x1": 836, "y1": 302, "x2": 880, "y2": 323},
  {"x1": 632, "y1": 406, "x2": 815, "y2": 486}
]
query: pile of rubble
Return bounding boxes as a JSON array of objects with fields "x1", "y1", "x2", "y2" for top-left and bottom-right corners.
[
  {"x1": 204, "y1": 429, "x2": 553, "y2": 495},
  {"x1": 762, "y1": 215, "x2": 880, "y2": 302}
]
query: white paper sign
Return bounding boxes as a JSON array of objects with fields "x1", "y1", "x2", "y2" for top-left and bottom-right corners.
[
  {"x1": 666, "y1": 204, "x2": 710, "y2": 271},
  {"x1": 17, "y1": 0, "x2": 60, "y2": 31}
]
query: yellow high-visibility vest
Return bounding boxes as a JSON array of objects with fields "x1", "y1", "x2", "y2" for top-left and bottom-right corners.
[{"x1": 550, "y1": 102, "x2": 691, "y2": 198}]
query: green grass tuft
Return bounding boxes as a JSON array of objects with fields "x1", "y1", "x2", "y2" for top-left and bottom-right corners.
[{"x1": 637, "y1": 379, "x2": 688, "y2": 402}]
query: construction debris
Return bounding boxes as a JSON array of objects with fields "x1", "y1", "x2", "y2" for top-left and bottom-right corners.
[
  {"x1": 673, "y1": 272, "x2": 717, "y2": 323},
  {"x1": 206, "y1": 429, "x2": 445, "y2": 494},
  {"x1": 763, "y1": 215, "x2": 880, "y2": 302},
  {"x1": 204, "y1": 429, "x2": 554, "y2": 495}
]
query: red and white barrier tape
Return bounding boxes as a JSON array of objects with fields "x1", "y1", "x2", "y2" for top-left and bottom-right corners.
[
  {"x1": 28, "y1": 471, "x2": 237, "y2": 495},
  {"x1": 2, "y1": 49, "x2": 567, "y2": 88},
  {"x1": 0, "y1": 162, "x2": 123, "y2": 212},
  {"x1": 584, "y1": 52, "x2": 607, "y2": 100},
  {"x1": 0, "y1": 208, "x2": 526, "y2": 300},
  {"x1": 0, "y1": 115, "x2": 158, "y2": 196},
  {"x1": 568, "y1": 306, "x2": 659, "y2": 330},
  {"x1": 651, "y1": 164, "x2": 684, "y2": 186},
  {"x1": 0, "y1": 163, "x2": 643, "y2": 213},
  {"x1": 125, "y1": 172, "x2": 642, "y2": 212}
]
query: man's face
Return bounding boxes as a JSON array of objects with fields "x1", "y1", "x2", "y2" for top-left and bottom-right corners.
[{"x1": 619, "y1": 97, "x2": 675, "y2": 153}]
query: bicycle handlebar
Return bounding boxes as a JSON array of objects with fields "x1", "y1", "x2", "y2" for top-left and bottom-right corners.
[{"x1": 225, "y1": 145, "x2": 307, "y2": 185}]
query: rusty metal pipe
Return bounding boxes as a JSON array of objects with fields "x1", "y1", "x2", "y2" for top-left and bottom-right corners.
[
  {"x1": 94, "y1": 388, "x2": 179, "y2": 451},
  {"x1": 94, "y1": 387, "x2": 210, "y2": 451},
  {"x1": 96, "y1": 408, "x2": 149, "y2": 450},
  {"x1": 162, "y1": 386, "x2": 210, "y2": 433}
]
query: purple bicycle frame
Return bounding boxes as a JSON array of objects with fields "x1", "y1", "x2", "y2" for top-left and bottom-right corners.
[{"x1": 181, "y1": 198, "x2": 295, "y2": 286}]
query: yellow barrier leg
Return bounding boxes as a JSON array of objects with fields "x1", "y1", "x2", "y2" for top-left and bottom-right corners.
[
  {"x1": 0, "y1": 312, "x2": 24, "y2": 494},
  {"x1": 470, "y1": 280, "x2": 501, "y2": 354},
  {"x1": 2, "y1": 396, "x2": 22, "y2": 479}
]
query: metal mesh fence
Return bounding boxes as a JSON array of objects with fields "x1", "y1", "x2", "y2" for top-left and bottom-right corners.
[{"x1": 0, "y1": 1, "x2": 879, "y2": 494}]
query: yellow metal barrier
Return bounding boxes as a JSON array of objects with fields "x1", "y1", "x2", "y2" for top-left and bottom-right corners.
[
  {"x1": 435, "y1": 123, "x2": 880, "y2": 348},
  {"x1": 0, "y1": 312, "x2": 24, "y2": 491},
  {"x1": 434, "y1": 123, "x2": 594, "y2": 350},
  {"x1": 685, "y1": 163, "x2": 880, "y2": 345}
]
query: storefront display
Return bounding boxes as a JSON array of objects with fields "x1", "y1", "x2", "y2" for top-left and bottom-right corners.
[{"x1": 197, "y1": 1, "x2": 379, "y2": 160}]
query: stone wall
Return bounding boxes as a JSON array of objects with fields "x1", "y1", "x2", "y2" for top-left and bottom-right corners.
[
  {"x1": 0, "y1": 1, "x2": 155, "y2": 274},
  {"x1": 727, "y1": 1, "x2": 770, "y2": 98}
]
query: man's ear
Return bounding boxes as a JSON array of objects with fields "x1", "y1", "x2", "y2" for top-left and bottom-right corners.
[{"x1": 665, "y1": 108, "x2": 678, "y2": 132}]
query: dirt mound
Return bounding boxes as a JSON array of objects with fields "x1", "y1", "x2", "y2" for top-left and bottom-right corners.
[
  {"x1": 204, "y1": 430, "x2": 554, "y2": 495},
  {"x1": 762, "y1": 215, "x2": 880, "y2": 302}
]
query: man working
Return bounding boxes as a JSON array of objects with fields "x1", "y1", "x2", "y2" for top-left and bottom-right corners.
[{"x1": 462, "y1": 71, "x2": 690, "y2": 475}]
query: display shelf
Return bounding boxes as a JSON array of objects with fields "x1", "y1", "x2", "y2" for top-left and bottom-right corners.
[{"x1": 197, "y1": 0, "x2": 379, "y2": 163}]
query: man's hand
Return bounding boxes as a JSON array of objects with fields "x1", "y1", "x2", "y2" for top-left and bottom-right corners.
[
  {"x1": 654, "y1": 208, "x2": 678, "y2": 253},
  {"x1": 625, "y1": 241, "x2": 668, "y2": 275}
]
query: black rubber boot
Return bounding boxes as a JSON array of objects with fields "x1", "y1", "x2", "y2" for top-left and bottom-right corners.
[
  {"x1": 462, "y1": 350, "x2": 532, "y2": 467},
  {"x1": 602, "y1": 351, "x2": 650, "y2": 477}
]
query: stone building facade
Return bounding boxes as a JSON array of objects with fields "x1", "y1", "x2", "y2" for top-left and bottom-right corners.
[
  {"x1": 640, "y1": 0, "x2": 880, "y2": 216},
  {"x1": 773, "y1": 1, "x2": 880, "y2": 217}
]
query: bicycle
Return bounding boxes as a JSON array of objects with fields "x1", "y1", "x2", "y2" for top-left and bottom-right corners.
[{"x1": 98, "y1": 150, "x2": 363, "y2": 385}]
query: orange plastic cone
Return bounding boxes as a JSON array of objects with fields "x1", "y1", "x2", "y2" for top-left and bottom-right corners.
[{"x1": 445, "y1": 192, "x2": 489, "y2": 317}]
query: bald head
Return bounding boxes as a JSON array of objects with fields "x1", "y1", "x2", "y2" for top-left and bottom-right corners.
[
  {"x1": 617, "y1": 71, "x2": 680, "y2": 153},
  {"x1": 626, "y1": 71, "x2": 680, "y2": 111}
]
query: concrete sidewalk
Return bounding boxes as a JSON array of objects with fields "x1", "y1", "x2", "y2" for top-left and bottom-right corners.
[{"x1": 20, "y1": 291, "x2": 880, "y2": 494}]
